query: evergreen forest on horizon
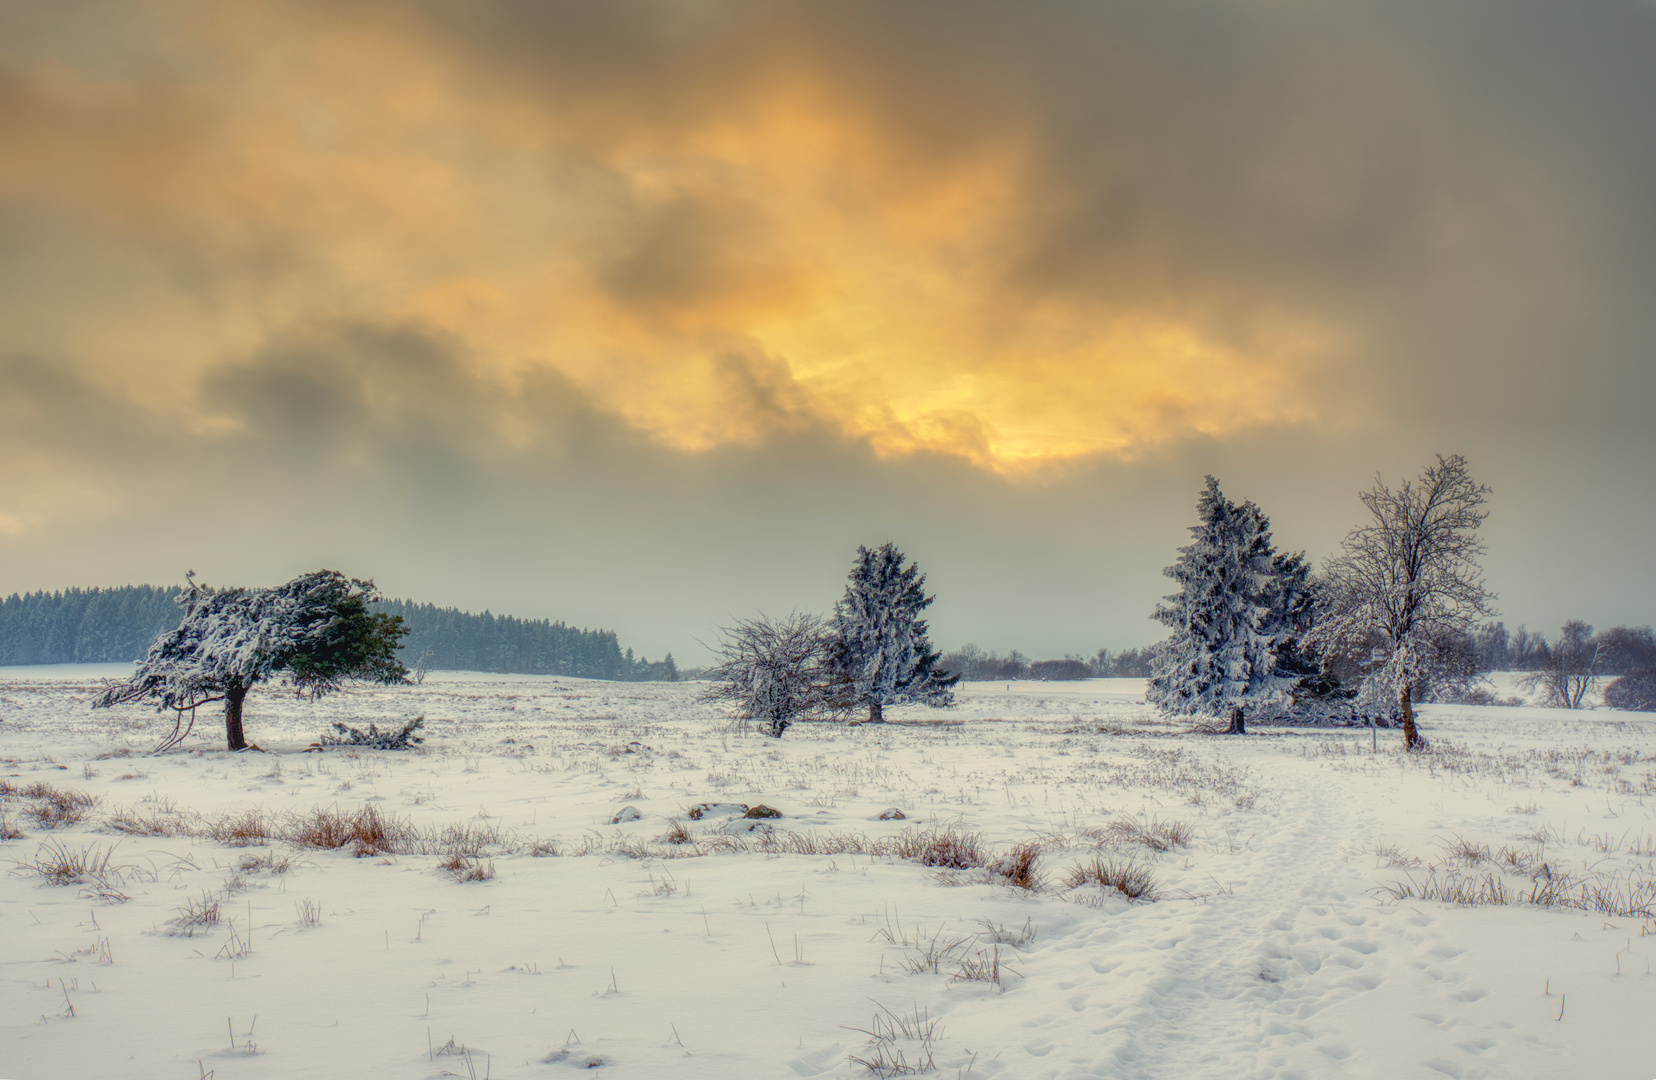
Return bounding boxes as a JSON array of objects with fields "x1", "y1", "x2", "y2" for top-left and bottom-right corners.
[{"x1": 0, "y1": 585, "x2": 677, "y2": 681}]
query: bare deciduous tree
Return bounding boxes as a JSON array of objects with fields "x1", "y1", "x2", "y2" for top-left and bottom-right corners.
[
  {"x1": 1522, "y1": 621, "x2": 1604, "y2": 709},
  {"x1": 700, "y1": 612, "x2": 828, "y2": 738},
  {"x1": 1308, "y1": 454, "x2": 1497, "y2": 749}
]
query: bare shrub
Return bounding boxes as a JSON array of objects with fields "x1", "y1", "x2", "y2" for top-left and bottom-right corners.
[
  {"x1": 660, "y1": 820, "x2": 693, "y2": 845},
  {"x1": 0, "y1": 813, "x2": 23, "y2": 841},
  {"x1": 1066, "y1": 857, "x2": 1159, "y2": 901},
  {"x1": 526, "y1": 838, "x2": 559, "y2": 857}
]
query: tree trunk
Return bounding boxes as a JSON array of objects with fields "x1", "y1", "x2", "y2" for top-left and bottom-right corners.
[
  {"x1": 225, "y1": 682, "x2": 249, "y2": 751},
  {"x1": 1399, "y1": 685, "x2": 1419, "y2": 750},
  {"x1": 868, "y1": 701, "x2": 884, "y2": 724},
  {"x1": 1225, "y1": 705, "x2": 1246, "y2": 735}
]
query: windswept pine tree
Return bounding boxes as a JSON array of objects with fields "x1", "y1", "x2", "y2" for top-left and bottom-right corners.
[
  {"x1": 1147, "y1": 477, "x2": 1302, "y2": 733},
  {"x1": 95, "y1": 571, "x2": 407, "y2": 750},
  {"x1": 827, "y1": 543, "x2": 957, "y2": 722}
]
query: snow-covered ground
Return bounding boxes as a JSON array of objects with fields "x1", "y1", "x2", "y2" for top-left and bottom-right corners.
[{"x1": 1, "y1": 668, "x2": 1653, "y2": 1080}]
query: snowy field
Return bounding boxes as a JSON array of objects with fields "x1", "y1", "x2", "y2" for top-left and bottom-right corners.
[{"x1": 2, "y1": 668, "x2": 1654, "y2": 1080}]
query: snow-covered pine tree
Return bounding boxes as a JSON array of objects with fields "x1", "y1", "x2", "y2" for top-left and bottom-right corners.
[
  {"x1": 94, "y1": 570, "x2": 407, "y2": 750},
  {"x1": 1147, "y1": 477, "x2": 1298, "y2": 733},
  {"x1": 827, "y1": 543, "x2": 957, "y2": 722}
]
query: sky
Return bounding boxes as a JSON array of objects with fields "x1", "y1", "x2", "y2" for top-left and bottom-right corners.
[{"x1": 2, "y1": 0, "x2": 1653, "y2": 664}]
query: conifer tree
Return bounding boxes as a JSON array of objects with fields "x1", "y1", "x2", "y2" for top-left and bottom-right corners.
[
  {"x1": 1147, "y1": 477, "x2": 1299, "y2": 733},
  {"x1": 827, "y1": 543, "x2": 957, "y2": 722},
  {"x1": 94, "y1": 570, "x2": 407, "y2": 750}
]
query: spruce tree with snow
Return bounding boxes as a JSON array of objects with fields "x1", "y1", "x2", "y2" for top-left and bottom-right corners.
[
  {"x1": 1147, "y1": 477, "x2": 1300, "y2": 733},
  {"x1": 94, "y1": 570, "x2": 408, "y2": 750},
  {"x1": 826, "y1": 543, "x2": 957, "y2": 722}
]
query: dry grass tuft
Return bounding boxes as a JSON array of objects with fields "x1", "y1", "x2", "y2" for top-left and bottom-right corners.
[
  {"x1": 1082, "y1": 816, "x2": 1193, "y2": 853},
  {"x1": 20, "y1": 784, "x2": 100, "y2": 829},
  {"x1": 107, "y1": 802, "x2": 193, "y2": 837},
  {"x1": 438, "y1": 853, "x2": 496, "y2": 882},
  {"x1": 168, "y1": 890, "x2": 222, "y2": 936},
  {"x1": 201, "y1": 809, "x2": 275, "y2": 847},
  {"x1": 237, "y1": 850, "x2": 294, "y2": 875},
  {"x1": 884, "y1": 824, "x2": 984, "y2": 869},
  {"x1": 285, "y1": 804, "x2": 418, "y2": 857},
  {"x1": 1066, "y1": 856, "x2": 1159, "y2": 901},
  {"x1": 13, "y1": 838, "x2": 132, "y2": 894},
  {"x1": 845, "y1": 1002, "x2": 940, "y2": 1077},
  {"x1": 992, "y1": 840, "x2": 1044, "y2": 891}
]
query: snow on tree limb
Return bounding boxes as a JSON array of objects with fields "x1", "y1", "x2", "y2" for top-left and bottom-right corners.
[
  {"x1": 93, "y1": 570, "x2": 408, "y2": 750},
  {"x1": 1306, "y1": 454, "x2": 1497, "y2": 745}
]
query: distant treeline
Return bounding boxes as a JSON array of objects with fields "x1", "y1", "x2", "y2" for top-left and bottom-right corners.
[
  {"x1": 0, "y1": 586, "x2": 180, "y2": 665},
  {"x1": 938, "y1": 645, "x2": 1155, "y2": 682},
  {"x1": 373, "y1": 599, "x2": 676, "y2": 681},
  {"x1": 938, "y1": 623, "x2": 1656, "y2": 685},
  {"x1": 0, "y1": 586, "x2": 678, "y2": 681}
]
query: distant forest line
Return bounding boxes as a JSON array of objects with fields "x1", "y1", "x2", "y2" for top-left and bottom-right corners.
[
  {"x1": 5, "y1": 584, "x2": 1647, "y2": 687},
  {"x1": 0, "y1": 586, "x2": 676, "y2": 681}
]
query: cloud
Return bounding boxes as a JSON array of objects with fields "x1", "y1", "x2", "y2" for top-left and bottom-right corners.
[{"x1": 1, "y1": 0, "x2": 1651, "y2": 652}]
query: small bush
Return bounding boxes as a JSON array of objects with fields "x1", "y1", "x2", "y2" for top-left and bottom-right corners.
[
  {"x1": 1605, "y1": 669, "x2": 1656, "y2": 711},
  {"x1": 319, "y1": 716, "x2": 426, "y2": 750}
]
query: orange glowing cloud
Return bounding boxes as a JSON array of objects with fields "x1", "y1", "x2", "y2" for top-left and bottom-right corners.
[{"x1": 0, "y1": 0, "x2": 1339, "y2": 479}]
